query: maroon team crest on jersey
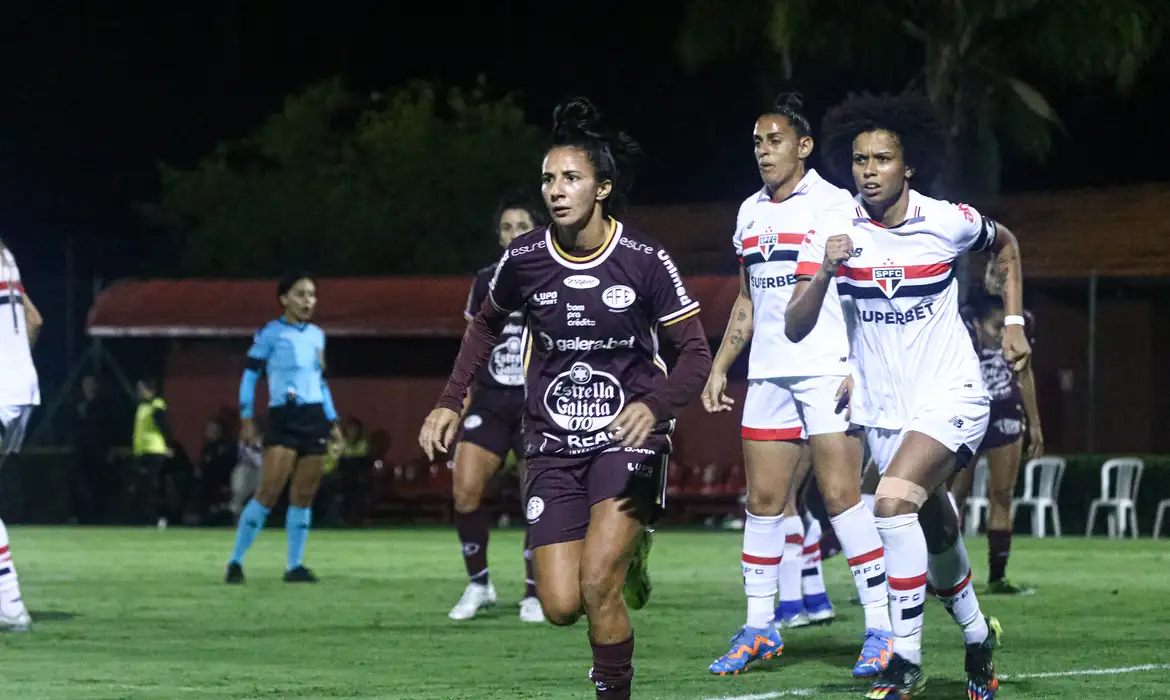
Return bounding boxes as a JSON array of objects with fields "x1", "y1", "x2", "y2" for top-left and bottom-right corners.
[{"x1": 873, "y1": 262, "x2": 905, "y2": 298}]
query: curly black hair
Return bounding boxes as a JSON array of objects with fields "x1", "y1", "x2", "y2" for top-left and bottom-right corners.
[
  {"x1": 549, "y1": 97, "x2": 642, "y2": 217},
  {"x1": 820, "y1": 92, "x2": 944, "y2": 193}
]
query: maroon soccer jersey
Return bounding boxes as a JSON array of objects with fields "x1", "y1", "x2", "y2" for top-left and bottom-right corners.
[
  {"x1": 484, "y1": 220, "x2": 702, "y2": 459},
  {"x1": 464, "y1": 265, "x2": 526, "y2": 390},
  {"x1": 959, "y1": 306, "x2": 1034, "y2": 426}
]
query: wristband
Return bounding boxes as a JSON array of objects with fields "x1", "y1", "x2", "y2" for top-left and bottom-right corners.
[{"x1": 1004, "y1": 314, "x2": 1025, "y2": 327}]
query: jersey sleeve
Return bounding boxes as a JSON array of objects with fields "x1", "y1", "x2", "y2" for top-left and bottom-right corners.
[
  {"x1": 646, "y1": 246, "x2": 701, "y2": 327},
  {"x1": 246, "y1": 324, "x2": 275, "y2": 364},
  {"x1": 795, "y1": 203, "x2": 853, "y2": 278},
  {"x1": 486, "y1": 250, "x2": 523, "y2": 314},
  {"x1": 463, "y1": 272, "x2": 490, "y2": 322},
  {"x1": 732, "y1": 209, "x2": 746, "y2": 262},
  {"x1": 947, "y1": 202, "x2": 997, "y2": 254},
  {"x1": 795, "y1": 230, "x2": 825, "y2": 279}
]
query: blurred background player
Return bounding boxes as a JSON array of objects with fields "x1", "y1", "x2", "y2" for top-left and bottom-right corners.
[
  {"x1": 0, "y1": 237, "x2": 41, "y2": 631},
  {"x1": 130, "y1": 378, "x2": 176, "y2": 528},
  {"x1": 950, "y1": 261, "x2": 1043, "y2": 595},
  {"x1": 226, "y1": 272, "x2": 343, "y2": 584},
  {"x1": 704, "y1": 93, "x2": 892, "y2": 678},
  {"x1": 420, "y1": 97, "x2": 711, "y2": 700},
  {"x1": 447, "y1": 193, "x2": 548, "y2": 624},
  {"x1": 793, "y1": 90, "x2": 1031, "y2": 699}
]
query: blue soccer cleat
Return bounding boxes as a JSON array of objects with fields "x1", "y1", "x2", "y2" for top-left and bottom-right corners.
[
  {"x1": 803, "y1": 592, "x2": 836, "y2": 625},
  {"x1": 708, "y1": 625, "x2": 783, "y2": 675},
  {"x1": 775, "y1": 599, "x2": 807, "y2": 628},
  {"x1": 853, "y1": 628, "x2": 893, "y2": 678}
]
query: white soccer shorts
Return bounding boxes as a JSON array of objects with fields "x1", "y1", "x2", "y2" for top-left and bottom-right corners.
[
  {"x1": 741, "y1": 375, "x2": 853, "y2": 441},
  {"x1": 0, "y1": 404, "x2": 34, "y2": 455},
  {"x1": 865, "y1": 395, "x2": 990, "y2": 475}
]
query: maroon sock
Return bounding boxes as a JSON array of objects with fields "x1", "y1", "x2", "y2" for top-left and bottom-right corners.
[
  {"x1": 454, "y1": 507, "x2": 491, "y2": 584},
  {"x1": 590, "y1": 634, "x2": 634, "y2": 699},
  {"x1": 523, "y1": 527, "x2": 537, "y2": 598},
  {"x1": 988, "y1": 529, "x2": 1011, "y2": 582}
]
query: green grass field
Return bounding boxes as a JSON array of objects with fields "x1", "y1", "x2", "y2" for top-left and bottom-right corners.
[{"x1": 2, "y1": 527, "x2": 1168, "y2": 699}]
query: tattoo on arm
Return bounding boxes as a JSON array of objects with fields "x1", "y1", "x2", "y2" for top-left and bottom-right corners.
[
  {"x1": 729, "y1": 329, "x2": 745, "y2": 349},
  {"x1": 735, "y1": 308, "x2": 748, "y2": 322}
]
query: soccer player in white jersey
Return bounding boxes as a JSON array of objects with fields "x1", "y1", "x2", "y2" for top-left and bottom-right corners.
[
  {"x1": 788, "y1": 92, "x2": 1029, "y2": 700},
  {"x1": 704, "y1": 93, "x2": 893, "y2": 678},
  {"x1": 0, "y1": 237, "x2": 41, "y2": 632}
]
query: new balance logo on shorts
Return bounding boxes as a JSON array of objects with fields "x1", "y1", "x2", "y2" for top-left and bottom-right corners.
[{"x1": 948, "y1": 416, "x2": 965, "y2": 429}]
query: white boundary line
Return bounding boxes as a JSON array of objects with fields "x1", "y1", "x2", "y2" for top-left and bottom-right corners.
[{"x1": 695, "y1": 663, "x2": 1170, "y2": 700}]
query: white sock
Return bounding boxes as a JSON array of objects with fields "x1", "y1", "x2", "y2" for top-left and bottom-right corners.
[
  {"x1": 831, "y1": 502, "x2": 892, "y2": 631},
  {"x1": 778, "y1": 516, "x2": 804, "y2": 609},
  {"x1": 876, "y1": 513, "x2": 927, "y2": 666},
  {"x1": 801, "y1": 518, "x2": 827, "y2": 597},
  {"x1": 861, "y1": 494, "x2": 876, "y2": 512},
  {"x1": 928, "y1": 537, "x2": 989, "y2": 645},
  {"x1": 742, "y1": 511, "x2": 784, "y2": 629},
  {"x1": 0, "y1": 517, "x2": 25, "y2": 611}
]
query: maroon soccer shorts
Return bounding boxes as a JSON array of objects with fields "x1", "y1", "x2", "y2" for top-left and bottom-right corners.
[
  {"x1": 457, "y1": 386, "x2": 525, "y2": 460},
  {"x1": 523, "y1": 434, "x2": 670, "y2": 548}
]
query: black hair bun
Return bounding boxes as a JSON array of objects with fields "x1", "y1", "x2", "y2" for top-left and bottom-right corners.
[
  {"x1": 552, "y1": 97, "x2": 603, "y2": 140},
  {"x1": 773, "y1": 91, "x2": 804, "y2": 113}
]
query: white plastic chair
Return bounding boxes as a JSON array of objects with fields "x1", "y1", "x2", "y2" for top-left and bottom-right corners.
[
  {"x1": 1153, "y1": 499, "x2": 1170, "y2": 538},
  {"x1": 962, "y1": 457, "x2": 990, "y2": 537},
  {"x1": 1010, "y1": 457, "x2": 1066, "y2": 537},
  {"x1": 1085, "y1": 458, "x2": 1143, "y2": 538}
]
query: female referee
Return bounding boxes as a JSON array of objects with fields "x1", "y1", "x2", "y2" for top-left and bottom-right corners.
[
  {"x1": 225, "y1": 272, "x2": 342, "y2": 584},
  {"x1": 447, "y1": 193, "x2": 549, "y2": 624},
  {"x1": 420, "y1": 98, "x2": 711, "y2": 699},
  {"x1": 787, "y1": 91, "x2": 1029, "y2": 699}
]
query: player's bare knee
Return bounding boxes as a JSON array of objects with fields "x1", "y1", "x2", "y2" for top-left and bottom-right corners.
[
  {"x1": 819, "y1": 478, "x2": 859, "y2": 517},
  {"x1": 542, "y1": 596, "x2": 583, "y2": 627},
  {"x1": 745, "y1": 490, "x2": 784, "y2": 517},
  {"x1": 873, "y1": 476, "x2": 927, "y2": 518}
]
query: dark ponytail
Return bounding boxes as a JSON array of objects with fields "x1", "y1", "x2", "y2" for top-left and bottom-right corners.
[
  {"x1": 549, "y1": 97, "x2": 642, "y2": 217},
  {"x1": 769, "y1": 91, "x2": 812, "y2": 138}
]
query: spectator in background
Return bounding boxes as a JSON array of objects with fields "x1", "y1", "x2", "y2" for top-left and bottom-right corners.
[
  {"x1": 195, "y1": 418, "x2": 236, "y2": 524},
  {"x1": 65, "y1": 375, "x2": 103, "y2": 524},
  {"x1": 131, "y1": 378, "x2": 175, "y2": 528},
  {"x1": 339, "y1": 418, "x2": 369, "y2": 524}
]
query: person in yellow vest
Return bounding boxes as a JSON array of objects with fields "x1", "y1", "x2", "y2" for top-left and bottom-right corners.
[{"x1": 132, "y1": 378, "x2": 175, "y2": 528}]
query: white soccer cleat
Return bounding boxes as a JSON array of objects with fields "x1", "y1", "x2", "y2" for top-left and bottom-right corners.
[
  {"x1": 779, "y1": 611, "x2": 810, "y2": 629},
  {"x1": 447, "y1": 583, "x2": 497, "y2": 621},
  {"x1": 0, "y1": 600, "x2": 31, "y2": 632},
  {"x1": 518, "y1": 596, "x2": 545, "y2": 623},
  {"x1": 806, "y1": 606, "x2": 836, "y2": 624}
]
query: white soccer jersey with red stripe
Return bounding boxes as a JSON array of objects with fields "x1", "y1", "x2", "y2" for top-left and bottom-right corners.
[
  {"x1": 797, "y1": 190, "x2": 995, "y2": 429},
  {"x1": 0, "y1": 247, "x2": 39, "y2": 407},
  {"x1": 733, "y1": 169, "x2": 855, "y2": 379}
]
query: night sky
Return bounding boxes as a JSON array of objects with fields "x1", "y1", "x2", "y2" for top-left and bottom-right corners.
[{"x1": 3, "y1": 3, "x2": 1169, "y2": 383}]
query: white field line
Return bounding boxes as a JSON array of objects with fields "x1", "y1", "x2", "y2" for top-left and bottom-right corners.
[{"x1": 694, "y1": 662, "x2": 1170, "y2": 700}]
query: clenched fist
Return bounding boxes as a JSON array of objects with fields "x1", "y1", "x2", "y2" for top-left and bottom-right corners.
[{"x1": 823, "y1": 234, "x2": 854, "y2": 275}]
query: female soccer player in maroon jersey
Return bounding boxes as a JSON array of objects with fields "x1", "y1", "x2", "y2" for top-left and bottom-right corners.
[
  {"x1": 447, "y1": 193, "x2": 549, "y2": 623},
  {"x1": 420, "y1": 98, "x2": 712, "y2": 699},
  {"x1": 950, "y1": 260, "x2": 1044, "y2": 595}
]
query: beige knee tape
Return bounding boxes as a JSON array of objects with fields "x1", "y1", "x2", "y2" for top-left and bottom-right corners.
[{"x1": 874, "y1": 476, "x2": 929, "y2": 507}]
